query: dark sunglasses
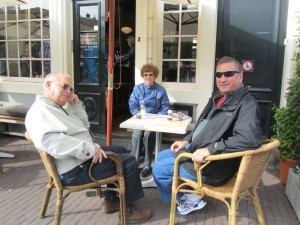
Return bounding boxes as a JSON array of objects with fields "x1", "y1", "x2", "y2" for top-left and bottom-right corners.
[
  {"x1": 52, "y1": 81, "x2": 75, "y2": 93},
  {"x1": 215, "y1": 71, "x2": 240, "y2": 78}
]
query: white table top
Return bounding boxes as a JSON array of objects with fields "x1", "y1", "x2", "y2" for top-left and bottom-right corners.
[
  {"x1": 0, "y1": 101, "x2": 24, "y2": 110},
  {"x1": 120, "y1": 114, "x2": 192, "y2": 134}
]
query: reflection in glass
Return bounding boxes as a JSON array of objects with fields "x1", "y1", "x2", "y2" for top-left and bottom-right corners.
[
  {"x1": 80, "y1": 33, "x2": 99, "y2": 57},
  {"x1": 30, "y1": 0, "x2": 41, "y2": 19},
  {"x1": 43, "y1": 41, "x2": 51, "y2": 58},
  {"x1": 0, "y1": 42, "x2": 6, "y2": 58},
  {"x1": 164, "y1": 2, "x2": 179, "y2": 11},
  {"x1": 31, "y1": 41, "x2": 41, "y2": 58},
  {"x1": 163, "y1": 37, "x2": 178, "y2": 59},
  {"x1": 80, "y1": 59, "x2": 98, "y2": 83},
  {"x1": 8, "y1": 60, "x2": 18, "y2": 77},
  {"x1": 19, "y1": 4, "x2": 29, "y2": 20},
  {"x1": 31, "y1": 21, "x2": 41, "y2": 39},
  {"x1": 7, "y1": 7, "x2": 17, "y2": 21},
  {"x1": 41, "y1": 0, "x2": 49, "y2": 18},
  {"x1": 32, "y1": 60, "x2": 42, "y2": 77},
  {"x1": 0, "y1": 23, "x2": 6, "y2": 40},
  {"x1": 43, "y1": 20, "x2": 50, "y2": 38},
  {"x1": 19, "y1": 41, "x2": 30, "y2": 58},
  {"x1": 162, "y1": 61, "x2": 177, "y2": 82},
  {"x1": 179, "y1": 61, "x2": 196, "y2": 83},
  {"x1": 44, "y1": 60, "x2": 51, "y2": 75},
  {"x1": 182, "y1": 3, "x2": 198, "y2": 11},
  {"x1": 181, "y1": 12, "x2": 198, "y2": 35},
  {"x1": 20, "y1": 60, "x2": 30, "y2": 77},
  {"x1": 180, "y1": 37, "x2": 197, "y2": 59},
  {"x1": 8, "y1": 41, "x2": 18, "y2": 58},
  {"x1": 0, "y1": 60, "x2": 7, "y2": 76},
  {"x1": 18, "y1": 21, "x2": 29, "y2": 39},
  {"x1": 0, "y1": 8, "x2": 5, "y2": 21},
  {"x1": 7, "y1": 22, "x2": 17, "y2": 40},
  {"x1": 163, "y1": 13, "x2": 179, "y2": 35},
  {"x1": 80, "y1": 5, "x2": 99, "y2": 31}
]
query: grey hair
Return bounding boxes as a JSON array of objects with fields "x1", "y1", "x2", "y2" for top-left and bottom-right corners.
[
  {"x1": 216, "y1": 56, "x2": 243, "y2": 72},
  {"x1": 43, "y1": 73, "x2": 71, "y2": 89},
  {"x1": 126, "y1": 36, "x2": 135, "y2": 47}
]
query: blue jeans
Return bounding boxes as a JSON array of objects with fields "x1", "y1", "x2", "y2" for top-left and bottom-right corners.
[{"x1": 152, "y1": 147, "x2": 196, "y2": 203}]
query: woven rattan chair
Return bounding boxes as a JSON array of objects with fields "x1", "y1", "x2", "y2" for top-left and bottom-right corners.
[
  {"x1": 169, "y1": 139, "x2": 280, "y2": 225},
  {"x1": 25, "y1": 132, "x2": 127, "y2": 225}
]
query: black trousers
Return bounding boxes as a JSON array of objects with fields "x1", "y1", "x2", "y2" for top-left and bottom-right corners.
[{"x1": 60, "y1": 145, "x2": 144, "y2": 205}]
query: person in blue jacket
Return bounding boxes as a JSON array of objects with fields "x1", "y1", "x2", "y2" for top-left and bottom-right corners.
[{"x1": 128, "y1": 63, "x2": 170, "y2": 177}]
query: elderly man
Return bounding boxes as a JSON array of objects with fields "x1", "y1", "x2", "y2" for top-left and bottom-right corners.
[
  {"x1": 25, "y1": 73, "x2": 151, "y2": 223},
  {"x1": 153, "y1": 56, "x2": 262, "y2": 215}
]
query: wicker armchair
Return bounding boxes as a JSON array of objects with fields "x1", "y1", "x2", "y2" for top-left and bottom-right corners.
[
  {"x1": 169, "y1": 139, "x2": 280, "y2": 225},
  {"x1": 25, "y1": 132, "x2": 127, "y2": 225}
]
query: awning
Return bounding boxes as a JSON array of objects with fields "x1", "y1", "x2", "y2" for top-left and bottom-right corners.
[{"x1": 0, "y1": 0, "x2": 27, "y2": 8}]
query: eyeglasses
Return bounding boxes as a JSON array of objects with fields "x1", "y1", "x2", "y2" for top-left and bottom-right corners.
[
  {"x1": 52, "y1": 81, "x2": 75, "y2": 93},
  {"x1": 215, "y1": 71, "x2": 240, "y2": 78},
  {"x1": 143, "y1": 73, "x2": 154, "y2": 77}
]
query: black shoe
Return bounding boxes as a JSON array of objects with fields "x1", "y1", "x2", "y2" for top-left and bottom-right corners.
[{"x1": 140, "y1": 166, "x2": 151, "y2": 178}]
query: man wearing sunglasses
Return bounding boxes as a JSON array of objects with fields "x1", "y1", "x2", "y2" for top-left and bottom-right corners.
[
  {"x1": 153, "y1": 56, "x2": 262, "y2": 216},
  {"x1": 25, "y1": 73, "x2": 152, "y2": 223}
]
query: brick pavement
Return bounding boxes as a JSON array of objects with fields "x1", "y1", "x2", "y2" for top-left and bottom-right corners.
[{"x1": 0, "y1": 134, "x2": 299, "y2": 225}]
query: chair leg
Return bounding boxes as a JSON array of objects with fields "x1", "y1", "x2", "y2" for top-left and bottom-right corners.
[
  {"x1": 40, "y1": 184, "x2": 53, "y2": 218},
  {"x1": 53, "y1": 189, "x2": 64, "y2": 225},
  {"x1": 169, "y1": 192, "x2": 178, "y2": 225},
  {"x1": 252, "y1": 188, "x2": 266, "y2": 225},
  {"x1": 119, "y1": 192, "x2": 127, "y2": 225},
  {"x1": 229, "y1": 199, "x2": 237, "y2": 225}
]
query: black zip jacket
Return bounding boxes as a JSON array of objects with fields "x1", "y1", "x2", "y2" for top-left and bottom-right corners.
[{"x1": 178, "y1": 87, "x2": 262, "y2": 186}]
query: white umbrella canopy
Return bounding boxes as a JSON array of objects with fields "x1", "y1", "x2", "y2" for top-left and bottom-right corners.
[{"x1": 0, "y1": 0, "x2": 27, "y2": 8}]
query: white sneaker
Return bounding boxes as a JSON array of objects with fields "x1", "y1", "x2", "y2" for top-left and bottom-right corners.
[
  {"x1": 176, "y1": 194, "x2": 187, "y2": 206},
  {"x1": 176, "y1": 197, "x2": 206, "y2": 215}
]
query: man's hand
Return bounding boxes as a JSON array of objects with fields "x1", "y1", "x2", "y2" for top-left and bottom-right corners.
[
  {"x1": 171, "y1": 141, "x2": 189, "y2": 153},
  {"x1": 69, "y1": 94, "x2": 81, "y2": 105},
  {"x1": 92, "y1": 146, "x2": 107, "y2": 163},
  {"x1": 192, "y1": 148, "x2": 210, "y2": 164}
]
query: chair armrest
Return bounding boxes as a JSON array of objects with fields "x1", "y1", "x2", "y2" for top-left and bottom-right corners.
[{"x1": 88, "y1": 151, "x2": 124, "y2": 182}]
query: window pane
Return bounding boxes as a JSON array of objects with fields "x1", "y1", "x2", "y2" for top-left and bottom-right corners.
[
  {"x1": 180, "y1": 37, "x2": 197, "y2": 59},
  {"x1": 163, "y1": 37, "x2": 178, "y2": 59},
  {"x1": 182, "y1": 3, "x2": 198, "y2": 11},
  {"x1": 44, "y1": 60, "x2": 51, "y2": 75},
  {"x1": 31, "y1": 21, "x2": 41, "y2": 39},
  {"x1": 0, "y1": 42, "x2": 6, "y2": 58},
  {"x1": 0, "y1": 23, "x2": 6, "y2": 40},
  {"x1": 30, "y1": 0, "x2": 41, "y2": 19},
  {"x1": 179, "y1": 61, "x2": 196, "y2": 83},
  {"x1": 0, "y1": 60, "x2": 7, "y2": 76},
  {"x1": 20, "y1": 60, "x2": 30, "y2": 77},
  {"x1": 32, "y1": 60, "x2": 42, "y2": 77},
  {"x1": 19, "y1": 4, "x2": 29, "y2": 20},
  {"x1": 7, "y1": 22, "x2": 17, "y2": 40},
  {"x1": 43, "y1": 20, "x2": 50, "y2": 38},
  {"x1": 41, "y1": 0, "x2": 49, "y2": 19},
  {"x1": 0, "y1": 8, "x2": 5, "y2": 21},
  {"x1": 80, "y1": 5, "x2": 99, "y2": 31},
  {"x1": 31, "y1": 41, "x2": 41, "y2": 58},
  {"x1": 163, "y1": 13, "x2": 179, "y2": 35},
  {"x1": 181, "y1": 12, "x2": 198, "y2": 35},
  {"x1": 80, "y1": 59, "x2": 98, "y2": 83},
  {"x1": 164, "y1": 2, "x2": 179, "y2": 11},
  {"x1": 8, "y1": 60, "x2": 18, "y2": 77},
  {"x1": 19, "y1": 21, "x2": 29, "y2": 39},
  {"x1": 162, "y1": 61, "x2": 177, "y2": 82},
  {"x1": 43, "y1": 41, "x2": 50, "y2": 58},
  {"x1": 80, "y1": 33, "x2": 99, "y2": 57},
  {"x1": 7, "y1": 6, "x2": 17, "y2": 21},
  {"x1": 19, "y1": 41, "x2": 29, "y2": 58},
  {"x1": 7, "y1": 41, "x2": 18, "y2": 58}
]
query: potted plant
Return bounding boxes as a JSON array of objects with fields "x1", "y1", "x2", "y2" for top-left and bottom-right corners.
[
  {"x1": 285, "y1": 164, "x2": 300, "y2": 221},
  {"x1": 272, "y1": 23, "x2": 300, "y2": 184}
]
